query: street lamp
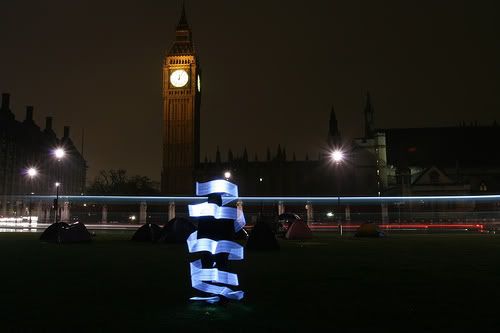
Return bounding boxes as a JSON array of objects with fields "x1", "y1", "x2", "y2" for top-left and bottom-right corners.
[
  {"x1": 331, "y1": 149, "x2": 344, "y2": 164},
  {"x1": 54, "y1": 182, "x2": 60, "y2": 223},
  {"x1": 53, "y1": 147, "x2": 65, "y2": 160},
  {"x1": 26, "y1": 167, "x2": 38, "y2": 223},
  {"x1": 224, "y1": 171, "x2": 231, "y2": 180},
  {"x1": 52, "y1": 147, "x2": 65, "y2": 223},
  {"x1": 331, "y1": 149, "x2": 345, "y2": 234}
]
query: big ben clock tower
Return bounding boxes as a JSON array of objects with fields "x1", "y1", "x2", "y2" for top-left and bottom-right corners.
[{"x1": 161, "y1": 5, "x2": 201, "y2": 195}]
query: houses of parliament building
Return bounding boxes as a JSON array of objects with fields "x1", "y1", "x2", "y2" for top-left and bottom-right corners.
[{"x1": 161, "y1": 6, "x2": 500, "y2": 197}]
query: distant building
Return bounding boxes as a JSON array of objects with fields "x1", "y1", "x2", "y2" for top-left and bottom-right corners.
[
  {"x1": 0, "y1": 93, "x2": 87, "y2": 216},
  {"x1": 161, "y1": 4, "x2": 201, "y2": 195},
  {"x1": 377, "y1": 124, "x2": 500, "y2": 195},
  {"x1": 161, "y1": 6, "x2": 500, "y2": 198},
  {"x1": 160, "y1": 7, "x2": 378, "y2": 196}
]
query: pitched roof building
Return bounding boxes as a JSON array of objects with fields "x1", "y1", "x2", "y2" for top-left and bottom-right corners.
[{"x1": 0, "y1": 93, "x2": 87, "y2": 216}]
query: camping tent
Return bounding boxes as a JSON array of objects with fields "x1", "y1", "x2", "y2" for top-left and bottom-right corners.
[
  {"x1": 131, "y1": 223, "x2": 162, "y2": 242},
  {"x1": 246, "y1": 218, "x2": 280, "y2": 251},
  {"x1": 355, "y1": 223, "x2": 385, "y2": 237},
  {"x1": 276, "y1": 212, "x2": 301, "y2": 236},
  {"x1": 285, "y1": 221, "x2": 312, "y2": 240},
  {"x1": 40, "y1": 222, "x2": 92, "y2": 243},
  {"x1": 158, "y1": 217, "x2": 196, "y2": 243}
]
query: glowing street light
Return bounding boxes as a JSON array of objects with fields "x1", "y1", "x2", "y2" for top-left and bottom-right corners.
[
  {"x1": 331, "y1": 149, "x2": 344, "y2": 164},
  {"x1": 224, "y1": 171, "x2": 231, "y2": 180},
  {"x1": 52, "y1": 148, "x2": 66, "y2": 224},
  {"x1": 53, "y1": 147, "x2": 65, "y2": 160},
  {"x1": 330, "y1": 149, "x2": 345, "y2": 233},
  {"x1": 27, "y1": 167, "x2": 38, "y2": 178},
  {"x1": 25, "y1": 167, "x2": 38, "y2": 223},
  {"x1": 54, "y1": 182, "x2": 61, "y2": 223}
]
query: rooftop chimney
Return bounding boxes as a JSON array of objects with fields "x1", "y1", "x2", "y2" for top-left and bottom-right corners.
[
  {"x1": 63, "y1": 126, "x2": 70, "y2": 138},
  {"x1": 25, "y1": 106, "x2": 34, "y2": 122},
  {"x1": 45, "y1": 117, "x2": 53, "y2": 131},
  {"x1": 1, "y1": 93, "x2": 10, "y2": 110}
]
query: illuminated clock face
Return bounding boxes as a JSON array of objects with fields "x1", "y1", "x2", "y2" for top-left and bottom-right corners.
[
  {"x1": 197, "y1": 75, "x2": 201, "y2": 92},
  {"x1": 170, "y1": 69, "x2": 189, "y2": 88}
]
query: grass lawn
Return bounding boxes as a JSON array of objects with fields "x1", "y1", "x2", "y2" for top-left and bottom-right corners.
[{"x1": 0, "y1": 231, "x2": 499, "y2": 332}]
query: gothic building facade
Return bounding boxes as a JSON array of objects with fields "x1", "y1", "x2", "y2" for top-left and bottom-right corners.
[
  {"x1": 0, "y1": 93, "x2": 87, "y2": 216},
  {"x1": 161, "y1": 7, "x2": 500, "y2": 198},
  {"x1": 160, "y1": 7, "x2": 382, "y2": 197},
  {"x1": 161, "y1": 5, "x2": 201, "y2": 195}
]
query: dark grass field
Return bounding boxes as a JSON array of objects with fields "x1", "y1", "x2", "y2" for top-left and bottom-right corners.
[{"x1": 0, "y1": 231, "x2": 499, "y2": 332}]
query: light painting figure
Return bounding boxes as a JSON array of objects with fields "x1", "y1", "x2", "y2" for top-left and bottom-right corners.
[{"x1": 187, "y1": 180, "x2": 246, "y2": 303}]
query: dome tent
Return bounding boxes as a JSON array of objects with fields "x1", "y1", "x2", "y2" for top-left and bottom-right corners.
[
  {"x1": 131, "y1": 223, "x2": 162, "y2": 242},
  {"x1": 40, "y1": 222, "x2": 92, "y2": 243},
  {"x1": 285, "y1": 220, "x2": 312, "y2": 240},
  {"x1": 246, "y1": 217, "x2": 279, "y2": 251},
  {"x1": 276, "y1": 212, "x2": 301, "y2": 236},
  {"x1": 158, "y1": 217, "x2": 196, "y2": 244},
  {"x1": 355, "y1": 223, "x2": 385, "y2": 237}
]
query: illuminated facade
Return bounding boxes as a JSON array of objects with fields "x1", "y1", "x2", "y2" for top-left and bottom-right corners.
[
  {"x1": 161, "y1": 5, "x2": 201, "y2": 195},
  {"x1": 160, "y1": 7, "x2": 500, "y2": 198}
]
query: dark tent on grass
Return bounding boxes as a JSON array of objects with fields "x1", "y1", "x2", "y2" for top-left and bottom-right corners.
[
  {"x1": 40, "y1": 222, "x2": 92, "y2": 243},
  {"x1": 285, "y1": 221, "x2": 312, "y2": 240},
  {"x1": 246, "y1": 218, "x2": 279, "y2": 251},
  {"x1": 276, "y1": 212, "x2": 301, "y2": 236},
  {"x1": 158, "y1": 217, "x2": 196, "y2": 244},
  {"x1": 131, "y1": 223, "x2": 162, "y2": 242},
  {"x1": 355, "y1": 223, "x2": 385, "y2": 237}
]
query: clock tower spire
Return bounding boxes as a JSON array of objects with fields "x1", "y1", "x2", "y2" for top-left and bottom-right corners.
[{"x1": 161, "y1": 4, "x2": 201, "y2": 195}]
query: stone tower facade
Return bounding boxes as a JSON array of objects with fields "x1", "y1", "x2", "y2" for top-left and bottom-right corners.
[{"x1": 161, "y1": 5, "x2": 201, "y2": 195}]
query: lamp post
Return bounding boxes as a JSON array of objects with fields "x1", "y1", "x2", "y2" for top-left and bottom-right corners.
[
  {"x1": 331, "y1": 149, "x2": 344, "y2": 235},
  {"x1": 53, "y1": 147, "x2": 65, "y2": 224},
  {"x1": 26, "y1": 167, "x2": 38, "y2": 223},
  {"x1": 53, "y1": 147, "x2": 65, "y2": 187},
  {"x1": 224, "y1": 171, "x2": 231, "y2": 181},
  {"x1": 258, "y1": 177, "x2": 264, "y2": 217},
  {"x1": 54, "y1": 182, "x2": 60, "y2": 223}
]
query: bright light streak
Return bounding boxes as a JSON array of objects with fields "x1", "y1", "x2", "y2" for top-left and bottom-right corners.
[
  {"x1": 13, "y1": 194, "x2": 500, "y2": 206},
  {"x1": 188, "y1": 180, "x2": 246, "y2": 303},
  {"x1": 188, "y1": 203, "x2": 238, "y2": 220}
]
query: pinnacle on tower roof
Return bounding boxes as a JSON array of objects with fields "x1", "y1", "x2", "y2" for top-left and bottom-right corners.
[
  {"x1": 177, "y1": 2, "x2": 189, "y2": 30},
  {"x1": 168, "y1": 2, "x2": 194, "y2": 55},
  {"x1": 328, "y1": 106, "x2": 342, "y2": 148},
  {"x1": 364, "y1": 92, "x2": 375, "y2": 138}
]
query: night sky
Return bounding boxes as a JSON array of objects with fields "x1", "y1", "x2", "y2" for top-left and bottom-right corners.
[{"x1": 1, "y1": 0, "x2": 499, "y2": 181}]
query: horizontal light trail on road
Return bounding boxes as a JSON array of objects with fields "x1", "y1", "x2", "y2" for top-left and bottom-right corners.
[{"x1": 7, "y1": 194, "x2": 500, "y2": 205}]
